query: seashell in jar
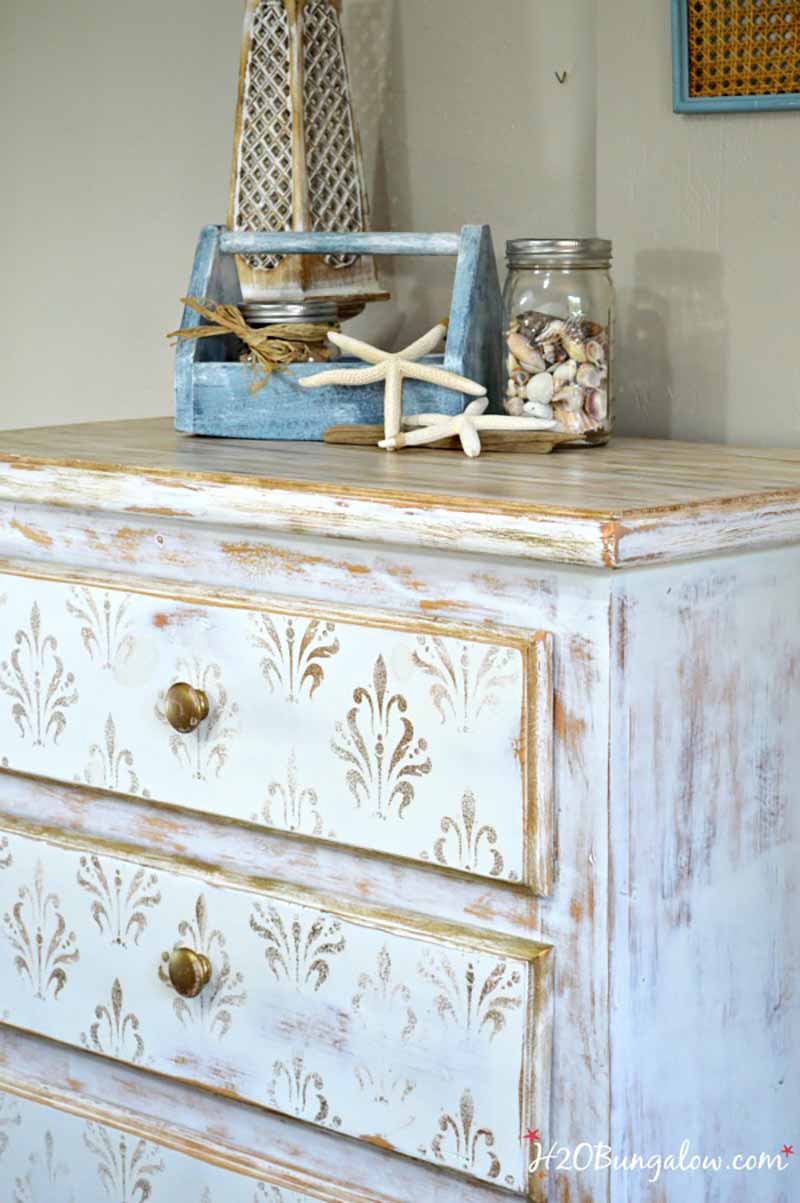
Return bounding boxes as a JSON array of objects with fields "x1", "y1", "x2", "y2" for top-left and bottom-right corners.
[
  {"x1": 585, "y1": 388, "x2": 608, "y2": 423},
  {"x1": 504, "y1": 394, "x2": 526, "y2": 416},
  {"x1": 511, "y1": 369, "x2": 531, "y2": 394},
  {"x1": 523, "y1": 400, "x2": 555, "y2": 420},
  {"x1": 576, "y1": 363, "x2": 604, "y2": 390},
  {"x1": 551, "y1": 359, "x2": 577, "y2": 387},
  {"x1": 553, "y1": 383, "x2": 584, "y2": 412},
  {"x1": 540, "y1": 319, "x2": 566, "y2": 342},
  {"x1": 507, "y1": 332, "x2": 546, "y2": 373},
  {"x1": 580, "y1": 319, "x2": 604, "y2": 339},
  {"x1": 560, "y1": 330, "x2": 588, "y2": 364},
  {"x1": 541, "y1": 340, "x2": 569, "y2": 366},
  {"x1": 554, "y1": 405, "x2": 592, "y2": 435},
  {"x1": 586, "y1": 338, "x2": 607, "y2": 367},
  {"x1": 525, "y1": 372, "x2": 555, "y2": 406}
]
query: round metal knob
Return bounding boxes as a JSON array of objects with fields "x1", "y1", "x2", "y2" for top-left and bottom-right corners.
[
  {"x1": 167, "y1": 947, "x2": 212, "y2": 998},
  {"x1": 165, "y1": 682, "x2": 209, "y2": 734}
]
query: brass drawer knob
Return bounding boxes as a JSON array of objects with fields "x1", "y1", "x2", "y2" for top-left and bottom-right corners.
[
  {"x1": 167, "y1": 947, "x2": 212, "y2": 998},
  {"x1": 165, "y1": 682, "x2": 209, "y2": 734}
]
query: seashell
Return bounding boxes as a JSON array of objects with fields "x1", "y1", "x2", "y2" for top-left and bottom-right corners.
[
  {"x1": 560, "y1": 331, "x2": 588, "y2": 363},
  {"x1": 553, "y1": 405, "x2": 591, "y2": 434},
  {"x1": 553, "y1": 383, "x2": 583, "y2": 412},
  {"x1": 525, "y1": 372, "x2": 555, "y2": 406},
  {"x1": 586, "y1": 339, "x2": 606, "y2": 366},
  {"x1": 576, "y1": 363, "x2": 604, "y2": 390},
  {"x1": 551, "y1": 359, "x2": 577, "y2": 387},
  {"x1": 504, "y1": 395, "x2": 526, "y2": 416},
  {"x1": 523, "y1": 400, "x2": 555, "y2": 420},
  {"x1": 507, "y1": 353, "x2": 517, "y2": 375},
  {"x1": 507, "y1": 332, "x2": 546, "y2": 373},
  {"x1": 540, "y1": 319, "x2": 566, "y2": 342},
  {"x1": 585, "y1": 388, "x2": 608, "y2": 422},
  {"x1": 580, "y1": 319, "x2": 604, "y2": 339},
  {"x1": 541, "y1": 341, "x2": 568, "y2": 366},
  {"x1": 511, "y1": 369, "x2": 531, "y2": 391}
]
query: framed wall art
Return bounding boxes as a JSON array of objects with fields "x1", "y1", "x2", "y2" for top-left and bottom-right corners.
[{"x1": 672, "y1": 0, "x2": 800, "y2": 112}]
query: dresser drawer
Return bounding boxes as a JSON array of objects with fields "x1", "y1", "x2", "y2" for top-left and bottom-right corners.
[
  {"x1": 0, "y1": 823, "x2": 551, "y2": 1197},
  {"x1": 0, "y1": 570, "x2": 552, "y2": 891},
  {"x1": 0, "y1": 1088, "x2": 318, "y2": 1202}
]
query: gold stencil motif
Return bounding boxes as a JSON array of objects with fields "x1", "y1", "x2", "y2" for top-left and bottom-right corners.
[
  {"x1": 0, "y1": 1094, "x2": 21, "y2": 1160},
  {"x1": 0, "y1": 603, "x2": 78, "y2": 746},
  {"x1": 83, "y1": 1124, "x2": 164, "y2": 1202},
  {"x1": 250, "y1": 903, "x2": 345, "y2": 991},
  {"x1": 352, "y1": 944, "x2": 417, "y2": 1108},
  {"x1": 253, "y1": 1185, "x2": 302, "y2": 1203},
  {"x1": 251, "y1": 614, "x2": 340, "y2": 703},
  {"x1": 419, "y1": 953, "x2": 522, "y2": 1041},
  {"x1": 77, "y1": 855, "x2": 161, "y2": 948},
  {"x1": 79, "y1": 715, "x2": 149, "y2": 797},
  {"x1": 413, "y1": 637, "x2": 516, "y2": 732},
  {"x1": 332, "y1": 656, "x2": 432, "y2": 819},
  {"x1": 0, "y1": 836, "x2": 11, "y2": 871},
  {"x1": 159, "y1": 895, "x2": 246, "y2": 1039},
  {"x1": 258, "y1": 748, "x2": 324, "y2": 837},
  {"x1": 66, "y1": 588, "x2": 135, "y2": 672},
  {"x1": 156, "y1": 660, "x2": 239, "y2": 781},
  {"x1": 268, "y1": 1055, "x2": 339, "y2": 1127},
  {"x1": 13, "y1": 1130, "x2": 74, "y2": 1203},
  {"x1": 430, "y1": 1089, "x2": 501, "y2": 1181},
  {"x1": 2, "y1": 859, "x2": 79, "y2": 1000},
  {"x1": 421, "y1": 789, "x2": 507, "y2": 879},
  {"x1": 81, "y1": 977, "x2": 144, "y2": 1063}
]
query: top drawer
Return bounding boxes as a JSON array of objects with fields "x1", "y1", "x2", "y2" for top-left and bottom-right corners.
[{"x1": 0, "y1": 570, "x2": 552, "y2": 891}]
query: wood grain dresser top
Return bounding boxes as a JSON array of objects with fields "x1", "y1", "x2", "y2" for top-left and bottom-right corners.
[{"x1": 1, "y1": 418, "x2": 799, "y2": 568}]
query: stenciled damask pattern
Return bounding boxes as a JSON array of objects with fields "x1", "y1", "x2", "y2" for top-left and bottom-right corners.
[
  {"x1": 83, "y1": 1124, "x2": 164, "y2": 1202},
  {"x1": 250, "y1": 614, "x2": 340, "y2": 704},
  {"x1": 352, "y1": 945, "x2": 417, "y2": 1109},
  {"x1": 331, "y1": 655, "x2": 432, "y2": 819},
  {"x1": 159, "y1": 894, "x2": 246, "y2": 1039},
  {"x1": 2, "y1": 859, "x2": 79, "y2": 1000},
  {"x1": 257, "y1": 749, "x2": 324, "y2": 837},
  {"x1": 0, "y1": 835, "x2": 11, "y2": 870},
  {"x1": 250, "y1": 902, "x2": 345, "y2": 991},
  {"x1": 79, "y1": 715, "x2": 149, "y2": 797},
  {"x1": 156, "y1": 660, "x2": 239, "y2": 781},
  {"x1": 418, "y1": 952, "x2": 523, "y2": 1041},
  {"x1": 0, "y1": 603, "x2": 78, "y2": 746},
  {"x1": 81, "y1": 977, "x2": 145, "y2": 1063},
  {"x1": 77, "y1": 854, "x2": 161, "y2": 948},
  {"x1": 420, "y1": 789, "x2": 507, "y2": 880},
  {"x1": 13, "y1": 1129, "x2": 75, "y2": 1203},
  {"x1": 430, "y1": 1088, "x2": 502, "y2": 1182},
  {"x1": 66, "y1": 588, "x2": 134, "y2": 673},
  {"x1": 412, "y1": 636, "x2": 517, "y2": 732},
  {"x1": 268, "y1": 1054, "x2": 339, "y2": 1128},
  {"x1": 0, "y1": 1093, "x2": 21, "y2": 1159}
]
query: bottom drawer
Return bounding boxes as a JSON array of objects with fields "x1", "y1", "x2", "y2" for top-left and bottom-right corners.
[
  {"x1": 0, "y1": 1089, "x2": 314, "y2": 1202},
  {"x1": 0, "y1": 821, "x2": 551, "y2": 1197}
]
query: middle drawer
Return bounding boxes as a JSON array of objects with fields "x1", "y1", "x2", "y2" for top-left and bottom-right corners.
[{"x1": 0, "y1": 822, "x2": 551, "y2": 1197}]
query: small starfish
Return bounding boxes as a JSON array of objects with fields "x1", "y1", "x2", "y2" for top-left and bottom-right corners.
[
  {"x1": 379, "y1": 398, "x2": 557, "y2": 458},
  {"x1": 298, "y1": 321, "x2": 487, "y2": 439}
]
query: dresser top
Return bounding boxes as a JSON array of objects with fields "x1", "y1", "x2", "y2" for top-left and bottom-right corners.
[{"x1": 1, "y1": 418, "x2": 799, "y2": 568}]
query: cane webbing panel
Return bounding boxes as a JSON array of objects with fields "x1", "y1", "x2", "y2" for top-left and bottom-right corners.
[{"x1": 687, "y1": 0, "x2": 800, "y2": 97}]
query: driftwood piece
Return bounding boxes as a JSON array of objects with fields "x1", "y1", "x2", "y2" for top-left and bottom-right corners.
[{"x1": 323, "y1": 424, "x2": 579, "y2": 453}]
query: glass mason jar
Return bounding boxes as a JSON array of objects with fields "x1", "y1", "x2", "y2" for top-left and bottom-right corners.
[{"x1": 502, "y1": 238, "x2": 614, "y2": 444}]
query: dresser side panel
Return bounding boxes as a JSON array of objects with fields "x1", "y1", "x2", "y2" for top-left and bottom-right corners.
[{"x1": 609, "y1": 546, "x2": 800, "y2": 1203}]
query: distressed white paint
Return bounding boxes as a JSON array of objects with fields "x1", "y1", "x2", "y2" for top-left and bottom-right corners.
[
  {"x1": 0, "y1": 571, "x2": 551, "y2": 890},
  {"x1": 0, "y1": 822, "x2": 550, "y2": 1196},
  {"x1": 0, "y1": 1089, "x2": 318, "y2": 1203}
]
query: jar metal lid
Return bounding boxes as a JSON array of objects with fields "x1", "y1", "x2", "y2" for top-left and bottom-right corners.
[
  {"x1": 239, "y1": 299, "x2": 340, "y2": 327},
  {"x1": 506, "y1": 238, "x2": 612, "y2": 270}
]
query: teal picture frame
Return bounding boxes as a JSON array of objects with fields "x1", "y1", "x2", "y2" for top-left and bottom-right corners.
[{"x1": 672, "y1": 0, "x2": 800, "y2": 113}]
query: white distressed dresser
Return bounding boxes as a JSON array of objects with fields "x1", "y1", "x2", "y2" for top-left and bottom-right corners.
[{"x1": 0, "y1": 421, "x2": 796, "y2": 1203}]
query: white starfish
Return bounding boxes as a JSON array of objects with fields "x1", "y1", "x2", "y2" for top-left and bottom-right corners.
[
  {"x1": 379, "y1": 398, "x2": 558, "y2": 458},
  {"x1": 298, "y1": 321, "x2": 487, "y2": 439}
]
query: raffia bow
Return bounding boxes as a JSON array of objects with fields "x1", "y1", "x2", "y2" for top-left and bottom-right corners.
[{"x1": 168, "y1": 297, "x2": 339, "y2": 393}]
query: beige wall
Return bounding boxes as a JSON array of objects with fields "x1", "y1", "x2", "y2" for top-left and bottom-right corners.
[
  {"x1": 0, "y1": 0, "x2": 595, "y2": 431},
  {"x1": 597, "y1": 0, "x2": 800, "y2": 446},
  {"x1": 9, "y1": 1, "x2": 798, "y2": 448}
]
